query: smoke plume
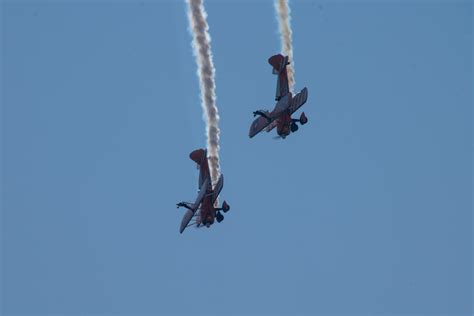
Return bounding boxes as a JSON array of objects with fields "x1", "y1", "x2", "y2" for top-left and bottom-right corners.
[
  {"x1": 275, "y1": 0, "x2": 295, "y2": 93},
  {"x1": 186, "y1": 0, "x2": 220, "y2": 185}
]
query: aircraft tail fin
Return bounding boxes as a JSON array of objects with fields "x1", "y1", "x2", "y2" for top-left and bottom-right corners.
[
  {"x1": 269, "y1": 54, "x2": 290, "y2": 100},
  {"x1": 268, "y1": 54, "x2": 289, "y2": 75},
  {"x1": 189, "y1": 148, "x2": 207, "y2": 165}
]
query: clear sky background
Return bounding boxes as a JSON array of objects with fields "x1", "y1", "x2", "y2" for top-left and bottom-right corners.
[{"x1": 1, "y1": 0, "x2": 472, "y2": 315}]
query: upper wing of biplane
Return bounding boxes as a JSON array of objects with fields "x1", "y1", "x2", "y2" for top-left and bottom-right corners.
[
  {"x1": 249, "y1": 113, "x2": 274, "y2": 138},
  {"x1": 288, "y1": 87, "x2": 308, "y2": 115},
  {"x1": 268, "y1": 54, "x2": 290, "y2": 101}
]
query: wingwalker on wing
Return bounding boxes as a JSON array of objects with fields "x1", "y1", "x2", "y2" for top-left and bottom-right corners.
[
  {"x1": 249, "y1": 54, "x2": 309, "y2": 139},
  {"x1": 176, "y1": 149, "x2": 230, "y2": 234}
]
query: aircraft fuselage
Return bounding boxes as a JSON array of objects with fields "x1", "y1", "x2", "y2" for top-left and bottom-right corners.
[
  {"x1": 276, "y1": 111, "x2": 292, "y2": 138},
  {"x1": 199, "y1": 189, "x2": 215, "y2": 227}
]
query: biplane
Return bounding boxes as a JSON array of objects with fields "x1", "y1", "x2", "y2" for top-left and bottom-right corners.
[
  {"x1": 176, "y1": 149, "x2": 230, "y2": 233},
  {"x1": 249, "y1": 54, "x2": 309, "y2": 139}
]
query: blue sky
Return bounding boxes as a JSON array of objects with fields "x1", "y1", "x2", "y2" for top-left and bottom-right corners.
[{"x1": 1, "y1": 1, "x2": 472, "y2": 315}]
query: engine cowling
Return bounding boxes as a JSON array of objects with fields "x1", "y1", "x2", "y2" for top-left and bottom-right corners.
[{"x1": 300, "y1": 112, "x2": 308, "y2": 125}]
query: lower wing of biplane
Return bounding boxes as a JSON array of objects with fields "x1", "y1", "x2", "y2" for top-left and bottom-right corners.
[
  {"x1": 288, "y1": 87, "x2": 308, "y2": 115},
  {"x1": 249, "y1": 111, "x2": 274, "y2": 138},
  {"x1": 178, "y1": 176, "x2": 210, "y2": 233}
]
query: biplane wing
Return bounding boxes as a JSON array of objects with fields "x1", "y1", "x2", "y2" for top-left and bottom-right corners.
[
  {"x1": 179, "y1": 176, "x2": 210, "y2": 233},
  {"x1": 179, "y1": 209, "x2": 194, "y2": 233},
  {"x1": 265, "y1": 120, "x2": 278, "y2": 133},
  {"x1": 288, "y1": 87, "x2": 308, "y2": 115},
  {"x1": 211, "y1": 174, "x2": 223, "y2": 205},
  {"x1": 249, "y1": 114, "x2": 274, "y2": 138},
  {"x1": 193, "y1": 176, "x2": 209, "y2": 209}
]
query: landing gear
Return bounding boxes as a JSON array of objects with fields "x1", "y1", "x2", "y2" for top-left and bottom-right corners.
[
  {"x1": 222, "y1": 201, "x2": 230, "y2": 213},
  {"x1": 216, "y1": 211, "x2": 224, "y2": 223},
  {"x1": 299, "y1": 112, "x2": 308, "y2": 125},
  {"x1": 291, "y1": 122, "x2": 299, "y2": 132},
  {"x1": 289, "y1": 112, "x2": 308, "y2": 133},
  {"x1": 214, "y1": 201, "x2": 229, "y2": 223}
]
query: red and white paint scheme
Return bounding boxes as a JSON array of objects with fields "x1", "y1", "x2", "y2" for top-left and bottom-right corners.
[
  {"x1": 249, "y1": 54, "x2": 309, "y2": 139},
  {"x1": 176, "y1": 149, "x2": 230, "y2": 234}
]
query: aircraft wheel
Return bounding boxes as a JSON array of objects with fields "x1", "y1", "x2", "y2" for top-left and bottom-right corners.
[
  {"x1": 216, "y1": 211, "x2": 224, "y2": 223},
  {"x1": 300, "y1": 112, "x2": 308, "y2": 125},
  {"x1": 222, "y1": 201, "x2": 230, "y2": 213},
  {"x1": 291, "y1": 122, "x2": 299, "y2": 132}
]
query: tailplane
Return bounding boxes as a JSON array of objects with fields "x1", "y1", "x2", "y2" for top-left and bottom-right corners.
[
  {"x1": 268, "y1": 54, "x2": 289, "y2": 75},
  {"x1": 189, "y1": 148, "x2": 207, "y2": 165}
]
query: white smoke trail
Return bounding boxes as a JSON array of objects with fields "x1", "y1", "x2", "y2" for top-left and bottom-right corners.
[
  {"x1": 186, "y1": 0, "x2": 220, "y2": 185},
  {"x1": 275, "y1": 0, "x2": 295, "y2": 93}
]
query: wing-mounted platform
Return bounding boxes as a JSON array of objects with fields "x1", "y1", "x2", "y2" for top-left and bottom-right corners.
[
  {"x1": 268, "y1": 54, "x2": 290, "y2": 101},
  {"x1": 288, "y1": 87, "x2": 308, "y2": 114}
]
